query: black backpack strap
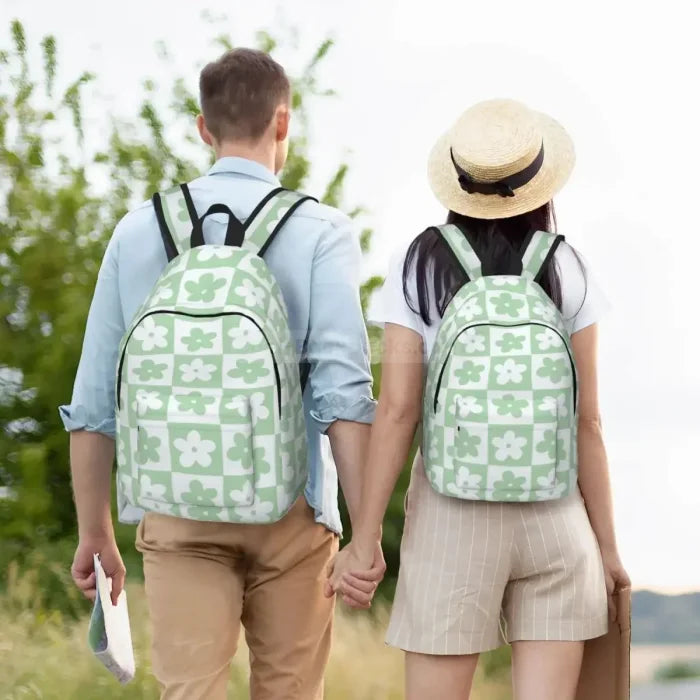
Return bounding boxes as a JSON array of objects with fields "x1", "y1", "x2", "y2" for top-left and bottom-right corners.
[
  {"x1": 435, "y1": 224, "x2": 483, "y2": 280},
  {"x1": 242, "y1": 189, "x2": 317, "y2": 257},
  {"x1": 521, "y1": 231, "x2": 565, "y2": 282},
  {"x1": 152, "y1": 184, "x2": 199, "y2": 262}
]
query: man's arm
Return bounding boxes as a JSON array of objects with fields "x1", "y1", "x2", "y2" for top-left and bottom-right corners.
[
  {"x1": 305, "y1": 216, "x2": 377, "y2": 530},
  {"x1": 60, "y1": 233, "x2": 126, "y2": 605},
  {"x1": 305, "y1": 216, "x2": 383, "y2": 607},
  {"x1": 326, "y1": 420, "x2": 369, "y2": 527},
  {"x1": 70, "y1": 431, "x2": 124, "y2": 605}
]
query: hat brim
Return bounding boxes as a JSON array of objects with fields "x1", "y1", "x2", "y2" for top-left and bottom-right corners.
[{"x1": 427, "y1": 111, "x2": 575, "y2": 220}]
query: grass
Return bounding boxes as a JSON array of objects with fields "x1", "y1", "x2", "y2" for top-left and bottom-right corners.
[
  {"x1": 654, "y1": 660, "x2": 700, "y2": 683},
  {"x1": 0, "y1": 563, "x2": 512, "y2": 700}
]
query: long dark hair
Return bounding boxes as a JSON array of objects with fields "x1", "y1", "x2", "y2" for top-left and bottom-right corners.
[{"x1": 403, "y1": 202, "x2": 569, "y2": 324}]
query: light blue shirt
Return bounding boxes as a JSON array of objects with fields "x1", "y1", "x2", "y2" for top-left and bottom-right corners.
[{"x1": 60, "y1": 157, "x2": 376, "y2": 534}]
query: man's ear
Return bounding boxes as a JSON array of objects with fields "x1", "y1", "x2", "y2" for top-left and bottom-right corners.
[
  {"x1": 275, "y1": 105, "x2": 290, "y2": 143},
  {"x1": 197, "y1": 114, "x2": 214, "y2": 147}
]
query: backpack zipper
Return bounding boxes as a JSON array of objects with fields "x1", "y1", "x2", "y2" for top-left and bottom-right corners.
[
  {"x1": 117, "y1": 310, "x2": 282, "y2": 417},
  {"x1": 432, "y1": 322, "x2": 577, "y2": 413}
]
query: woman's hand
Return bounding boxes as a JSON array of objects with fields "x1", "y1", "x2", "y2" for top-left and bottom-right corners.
[
  {"x1": 600, "y1": 547, "x2": 631, "y2": 622},
  {"x1": 325, "y1": 540, "x2": 385, "y2": 609}
]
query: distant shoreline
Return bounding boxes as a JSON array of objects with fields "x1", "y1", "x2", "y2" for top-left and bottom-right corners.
[{"x1": 631, "y1": 644, "x2": 700, "y2": 684}]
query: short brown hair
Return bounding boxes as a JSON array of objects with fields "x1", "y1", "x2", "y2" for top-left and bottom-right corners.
[{"x1": 199, "y1": 48, "x2": 290, "y2": 143}]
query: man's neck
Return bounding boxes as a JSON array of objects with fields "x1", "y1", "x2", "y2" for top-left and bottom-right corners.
[{"x1": 214, "y1": 141, "x2": 276, "y2": 174}]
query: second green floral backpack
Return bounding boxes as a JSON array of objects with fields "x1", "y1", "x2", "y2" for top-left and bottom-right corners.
[
  {"x1": 423, "y1": 224, "x2": 578, "y2": 502},
  {"x1": 115, "y1": 185, "x2": 314, "y2": 524}
]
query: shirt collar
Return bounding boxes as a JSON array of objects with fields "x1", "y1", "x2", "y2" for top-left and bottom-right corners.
[{"x1": 207, "y1": 157, "x2": 281, "y2": 185}]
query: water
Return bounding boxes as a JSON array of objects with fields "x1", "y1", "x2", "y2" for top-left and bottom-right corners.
[{"x1": 632, "y1": 680, "x2": 700, "y2": 699}]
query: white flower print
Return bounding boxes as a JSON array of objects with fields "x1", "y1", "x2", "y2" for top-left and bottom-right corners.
[
  {"x1": 238, "y1": 494, "x2": 274, "y2": 522},
  {"x1": 134, "y1": 389, "x2": 163, "y2": 414},
  {"x1": 234, "y1": 278, "x2": 266, "y2": 308},
  {"x1": 538, "y1": 394, "x2": 569, "y2": 418},
  {"x1": 492, "y1": 430, "x2": 527, "y2": 461},
  {"x1": 230, "y1": 481, "x2": 254, "y2": 504},
  {"x1": 173, "y1": 430, "x2": 217, "y2": 468},
  {"x1": 429, "y1": 434, "x2": 440, "y2": 460},
  {"x1": 535, "y1": 470, "x2": 567, "y2": 499},
  {"x1": 140, "y1": 475, "x2": 167, "y2": 501},
  {"x1": 532, "y1": 301, "x2": 556, "y2": 322},
  {"x1": 180, "y1": 358, "x2": 217, "y2": 383},
  {"x1": 249, "y1": 392, "x2": 270, "y2": 420},
  {"x1": 455, "y1": 395, "x2": 483, "y2": 419},
  {"x1": 117, "y1": 438, "x2": 126, "y2": 465},
  {"x1": 459, "y1": 328, "x2": 487, "y2": 354},
  {"x1": 536, "y1": 469, "x2": 555, "y2": 488},
  {"x1": 224, "y1": 396, "x2": 248, "y2": 417},
  {"x1": 281, "y1": 452, "x2": 294, "y2": 481},
  {"x1": 237, "y1": 254, "x2": 264, "y2": 276},
  {"x1": 133, "y1": 316, "x2": 169, "y2": 351},
  {"x1": 266, "y1": 207, "x2": 290, "y2": 233},
  {"x1": 223, "y1": 392, "x2": 269, "y2": 421},
  {"x1": 145, "y1": 500, "x2": 176, "y2": 514},
  {"x1": 494, "y1": 358, "x2": 527, "y2": 385},
  {"x1": 538, "y1": 395, "x2": 558, "y2": 416},
  {"x1": 446, "y1": 466, "x2": 483, "y2": 498},
  {"x1": 491, "y1": 277, "x2": 519, "y2": 287},
  {"x1": 197, "y1": 246, "x2": 232, "y2": 262},
  {"x1": 459, "y1": 296, "x2": 483, "y2": 322},
  {"x1": 535, "y1": 328, "x2": 562, "y2": 351},
  {"x1": 456, "y1": 466, "x2": 482, "y2": 490},
  {"x1": 228, "y1": 323, "x2": 263, "y2": 350},
  {"x1": 555, "y1": 394, "x2": 569, "y2": 417},
  {"x1": 167, "y1": 256, "x2": 188, "y2": 276},
  {"x1": 151, "y1": 283, "x2": 174, "y2": 304}
]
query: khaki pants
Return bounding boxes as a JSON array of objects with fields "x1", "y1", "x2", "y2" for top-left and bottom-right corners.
[{"x1": 135, "y1": 496, "x2": 338, "y2": 700}]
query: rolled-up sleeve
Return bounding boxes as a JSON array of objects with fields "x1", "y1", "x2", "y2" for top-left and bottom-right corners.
[
  {"x1": 306, "y1": 218, "x2": 376, "y2": 432},
  {"x1": 59, "y1": 233, "x2": 125, "y2": 438}
]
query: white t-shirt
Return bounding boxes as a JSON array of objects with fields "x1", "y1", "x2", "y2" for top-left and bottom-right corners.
[{"x1": 369, "y1": 237, "x2": 610, "y2": 361}]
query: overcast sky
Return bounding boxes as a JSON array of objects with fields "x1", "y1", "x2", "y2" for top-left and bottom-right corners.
[{"x1": 3, "y1": 0, "x2": 698, "y2": 592}]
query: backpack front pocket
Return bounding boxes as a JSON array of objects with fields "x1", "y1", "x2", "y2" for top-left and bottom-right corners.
[
  {"x1": 440, "y1": 390, "x2": 564, "y2": 501},
  {"x1": 133, "y1": 393, "x2": 259, "y2": 515}
]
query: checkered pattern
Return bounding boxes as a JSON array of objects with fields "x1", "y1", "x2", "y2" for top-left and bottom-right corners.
[
  {"x1": 116, "y1": 190, "x2": 308, "y2": 524},
  {"x1": 423, "y1": 225, "x2": 578, "y2": 502}
]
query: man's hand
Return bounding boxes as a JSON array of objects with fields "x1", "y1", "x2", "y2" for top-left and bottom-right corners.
[
  {"x1": 72, "y1": 536, "x2": 126, "y2": 606},
  {"x1": 324, "y1": 540, "x2": 386, "y2": 609}
]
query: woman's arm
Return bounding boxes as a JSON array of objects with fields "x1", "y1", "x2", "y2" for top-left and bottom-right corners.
[
  {"x1": 572, "y1": 323, "x2": 630, "y2": 616},
  {"x1": 327, "y1": 323, "x2": 424, "y2": 594},
  {"x1": 573, "y1": 324, "x2": 616, "y2": 548}
]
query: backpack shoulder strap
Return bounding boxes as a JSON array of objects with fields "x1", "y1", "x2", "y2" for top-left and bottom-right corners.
[
  {"x1": 520, "y1": 230, "x2": 565, "y2": 282},
  {"x1": 242, "y1": 188, "x2": 317, "y2": 257},
  {"x1": 435, "y1": 224, "x2": 482, "y2": 280},
  {"x1": 152, "y1": 184, "x2": 199, "y2": 261}
]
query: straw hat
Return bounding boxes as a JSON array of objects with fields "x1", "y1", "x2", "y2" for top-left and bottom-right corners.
[{"x1": 427, "y1": 99, "x2": 575, "y2": 220}]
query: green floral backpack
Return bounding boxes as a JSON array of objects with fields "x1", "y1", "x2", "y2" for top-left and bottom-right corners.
[
  {"x1": 115, "y1": 184, "x2": 314, "y2": 524},
  {"x1": 423, "y1": 224, "x2": 577, "y2": 502}
]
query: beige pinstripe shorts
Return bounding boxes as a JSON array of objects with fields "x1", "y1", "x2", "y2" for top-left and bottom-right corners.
[{"x1": 386, "y1": 453, "x2": 609, "y2": 655}]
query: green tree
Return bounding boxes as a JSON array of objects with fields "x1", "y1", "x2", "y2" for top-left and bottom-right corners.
[{"x1": 0, "y1": 19, "x2": 393, "y2": 594}]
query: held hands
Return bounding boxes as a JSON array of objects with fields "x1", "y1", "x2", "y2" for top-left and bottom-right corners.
[
  {"x1": 325, "y1": 540, "x2": 386, "y2": 609},
  {"x1": 71, "y1": 536, "x2": 126, "y2": 606}
]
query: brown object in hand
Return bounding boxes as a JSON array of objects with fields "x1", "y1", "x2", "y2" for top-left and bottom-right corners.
[{"x1": 576, "y1": 588, "x2": 632, "y2": 700}]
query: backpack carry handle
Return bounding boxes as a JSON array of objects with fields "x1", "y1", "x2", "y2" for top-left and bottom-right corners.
[
  {"x1": 153, "y1": 183, "x2": 317, "y2": 261},
  {"x1": 190, "y1": 203, "x2": 246, "y2": 249}
]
